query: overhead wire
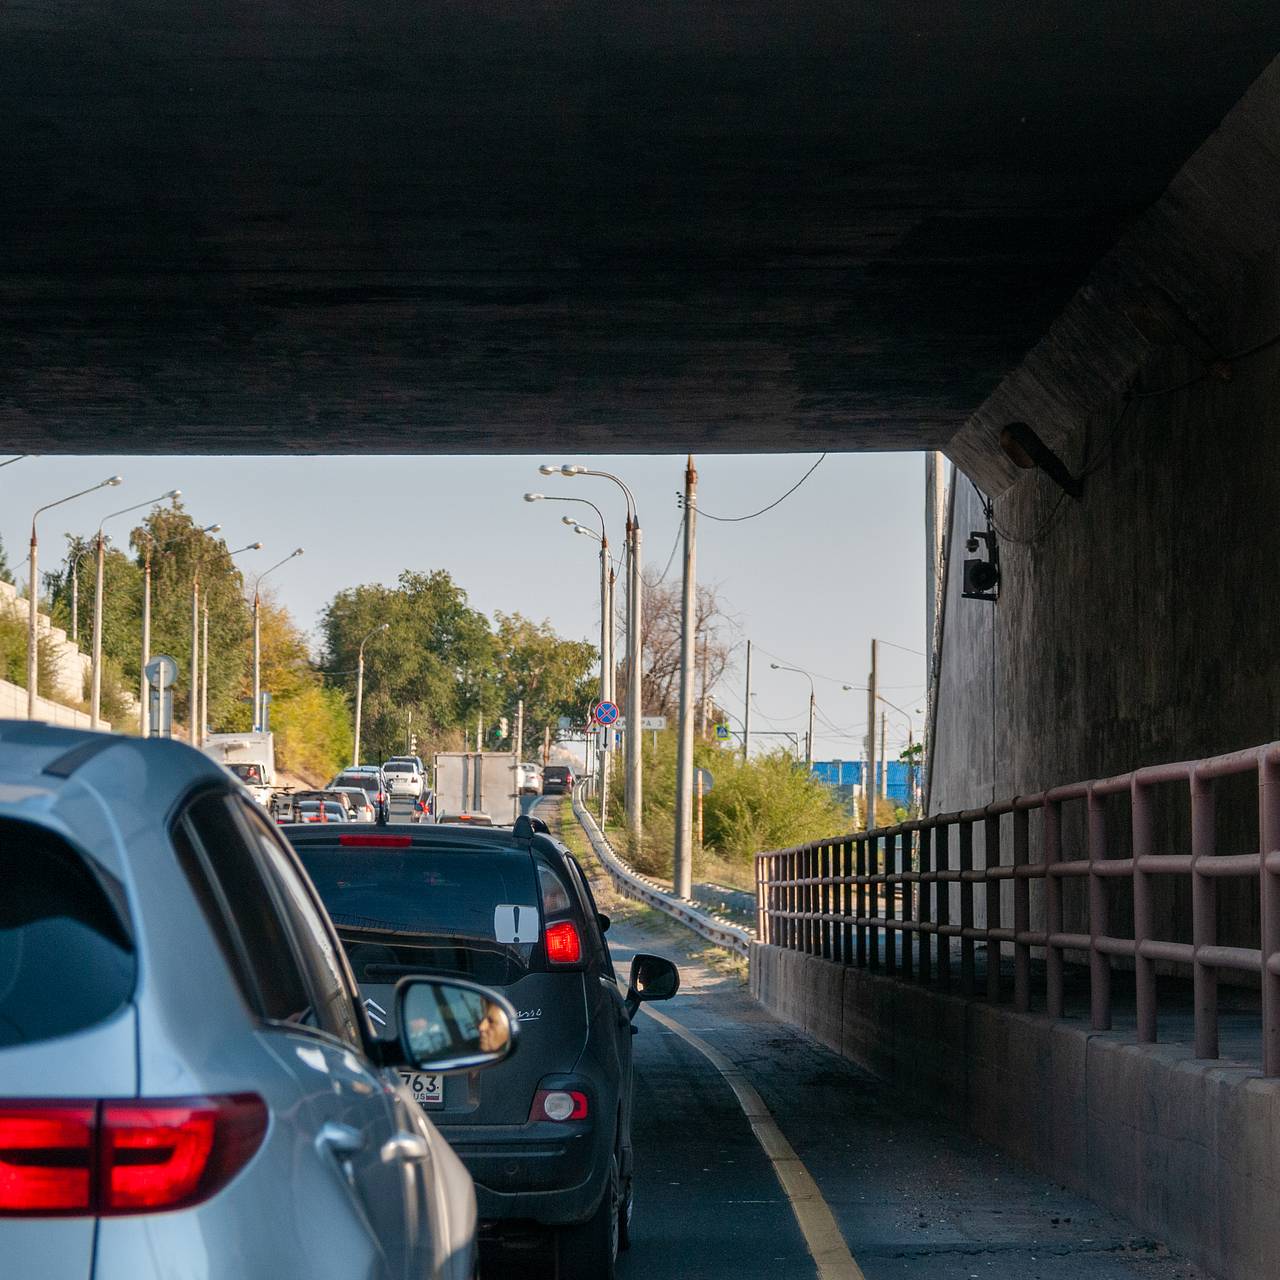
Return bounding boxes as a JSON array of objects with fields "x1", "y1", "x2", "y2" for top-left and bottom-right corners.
[{"x1": 695, "y1": 454, "x2": 828, "y2": 523}]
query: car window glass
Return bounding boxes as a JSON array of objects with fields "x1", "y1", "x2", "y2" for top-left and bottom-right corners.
[
  {"x1": 296, "y1": 841, "x2": 541, "y2": 986},
  {"x1": 566, "y1": 854, "x2": 614, "y2": 976},
  {"x1": 0, "y1": 818, "x2": 136, "y2": 1048},
  {"x1": 180, "y1": 792, "x2": 313, "y2": 1024},
  {"x1": 236, "y1": 803, "x2": 364, "y2": 1048}
]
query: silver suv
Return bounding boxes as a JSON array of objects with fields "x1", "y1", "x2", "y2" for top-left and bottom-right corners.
[{"x1": 0, "y1": 722, "x2": 518, "y2": 1280}]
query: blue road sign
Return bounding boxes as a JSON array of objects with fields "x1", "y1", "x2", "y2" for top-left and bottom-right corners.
[{"x1": 594, "y1": 700, "x2": 620, "y2": 726}]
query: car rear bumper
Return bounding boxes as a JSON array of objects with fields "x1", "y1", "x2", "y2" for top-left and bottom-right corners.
[{"x1": 437, "y1": 1120, "x2": 608, "y2": 1226}]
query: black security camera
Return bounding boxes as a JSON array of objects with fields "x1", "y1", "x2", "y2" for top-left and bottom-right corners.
[{"x1": 962, "y1": 530, "x2": 999, "y2": 602}]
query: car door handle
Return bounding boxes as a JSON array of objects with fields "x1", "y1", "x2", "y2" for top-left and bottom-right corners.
[
  {"x1": 381, "y1": 1132, "x2": 432, "y2": 1164},
  {"x1": 318, "y1": 1122, "x2": 366, "y2": 1158}
]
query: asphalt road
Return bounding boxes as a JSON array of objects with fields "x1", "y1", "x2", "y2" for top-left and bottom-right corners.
[{"x1": 476, "y1": 797, "x2": 1208, "y2": 1280}]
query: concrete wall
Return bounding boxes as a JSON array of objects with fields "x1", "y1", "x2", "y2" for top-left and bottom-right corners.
[
  {"x1": 0, "y1": 578, "x2": 94, "y2": 704},
  {"x1": 0, "y1": 678, "x2": 104, "y2": 730},
  {"x1": 752, "y1": 943, "x2": 1280, "y2": 1280},
  {"x1": 930, "y1": 59, "x2": 1280, "y2": 951}
]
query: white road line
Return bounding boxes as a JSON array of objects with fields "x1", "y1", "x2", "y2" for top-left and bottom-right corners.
[{"x1": 643, "y1": 1004, "x2": 867, "y2": 1280}]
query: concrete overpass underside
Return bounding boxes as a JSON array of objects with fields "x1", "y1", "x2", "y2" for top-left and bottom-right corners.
[{"x1": 3, "y1": 2, "x2": 1280, "y2": 473}]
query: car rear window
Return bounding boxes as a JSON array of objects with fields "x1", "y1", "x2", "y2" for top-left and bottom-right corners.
[
  {"x1": 294, "y1": 842, "x2": 541, "y2": 985},
  {"x1": 335, "y1": 773, "x2": 381, "y2": 791},
  {"x1": 0, "y1": 818, "x2": 135, "y2": 1048},
  {"x1": 544, "y1": 766, "x2": 570, "y2": 781}
]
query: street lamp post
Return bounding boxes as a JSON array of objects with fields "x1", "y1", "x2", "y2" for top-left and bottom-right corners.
[
  {"x1": 353, "y1": 623, "x2": 389, "y2": 766},
  {"x1": 200, "y1": 541, "x2": 262, "y2": 743},
  {"x1": 89, "y1": 489, "x2": 182, "y2": 730},
  {"x1": 186, "y1": 523, "x2": 221, "y2": 746},
  {"x1": 566, "y1": 520, "x2": 619, "y2": 824},
  {"x1": 252, "y1": 548, "x2": 304, "y2": 732},
  {"x1": 771, "y1": 663, "x2": 816, "y2": 767},
  {"x1": 67, "y1": 543, "x2": 94, "y2": 645},
  {"x1": 544, "y1": 463, "x2": 643, "y2": 848},
  {"x1": 28, "y1": 477, "x2": 123, "y2": 718}
]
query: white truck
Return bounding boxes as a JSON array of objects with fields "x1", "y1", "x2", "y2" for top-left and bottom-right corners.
[
  {"x1": 432, "y1": 751, "x2": 514, "y2": 821},
  {"x1": 202, "y1": 732, "x2": 276, "y2": 806}
]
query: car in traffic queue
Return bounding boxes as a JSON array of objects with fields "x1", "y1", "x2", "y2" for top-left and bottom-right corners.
[
  {"x1": 383, "y1": 760, "x2": 424, "y2": 801},
  {"x1": 297, "y1": 799, "x2": 349, "y2": 823},
  {"x1": 0, "y1": 721, "x2": 520, "y2": 1280},
  {"x1": 332, "y1": 785, "x2": 378, "y2": 822},
  {"x1": 330, "y1": 768, "x2": 391, "y2": 822},
  {"x1": 516, "y1": 763, "x2": 543, "y2": 795},
  {"x1": 541, "y1": 765, "x2": 575, "y2": 795},
  {"x1": 286, "y1": 815, "x2": 680, "y2": 1280},
  {"x1": 413, "y1": 788, "x2": 438, "y2": 824}
]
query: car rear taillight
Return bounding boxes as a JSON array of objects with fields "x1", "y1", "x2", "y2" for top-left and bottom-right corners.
[
  {"x1": 0, "y1": 1105, "x2": 94, "y2": 1212},
  {"x1": 0, "y1": 1096, "x2": 266, "y2": 1217},
  {"x1": 339, "y1": 834, "x2": 412, "y2": 847},
  {"x1": 544, "y1": 920, "x2": 582, "y2": 965},
  {"x1": 529, "y1": 1090, "x2": 589, "y2": 1123}
]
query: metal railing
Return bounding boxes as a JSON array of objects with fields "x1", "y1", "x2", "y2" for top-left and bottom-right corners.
[
  {"x1": 756, "y1": 741, "x2": 1280, "y2": 1075},
  {"x1": 572, "y1": 784, "x2": 752, "y2": 959}
]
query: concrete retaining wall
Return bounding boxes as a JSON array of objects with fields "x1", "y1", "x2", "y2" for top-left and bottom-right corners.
[
  {"x1": 752, "y1": 943, "x2": 1280, "y2": 1280},
  {"x1": 0, "y1": 678, "x2": 104, "y2": 730}
]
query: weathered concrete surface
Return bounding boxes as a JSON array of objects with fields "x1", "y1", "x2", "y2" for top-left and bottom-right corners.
[
  {"x1": 3, "y1": 3, "x2": 1280, "y2": 462},
  {"x1": 753, "y1": 941, "x2": 1280, "y2": 1280},
  {"x1": 928, "y1": 62, "x2": 1280, "y2": 949}
]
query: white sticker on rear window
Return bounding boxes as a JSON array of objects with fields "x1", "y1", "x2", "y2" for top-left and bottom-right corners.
[{"x1": 494, "y1": 904, "x2": 540, "y2": 944}]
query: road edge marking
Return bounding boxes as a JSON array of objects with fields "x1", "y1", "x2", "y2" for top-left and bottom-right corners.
[{"x1": 642, "y1": 1004, "x2": 867, "y2": 1280}]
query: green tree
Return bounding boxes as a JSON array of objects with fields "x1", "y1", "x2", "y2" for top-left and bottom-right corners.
[
  {"x1": 0, "y1": 535, "x2": 11, "y2": 585},
  {"x1": 490, "y1": 612, "x2": 597, "y2": 757},
  {"x1": 321, "y1": 569, "x2": 498, "y2": 763}
]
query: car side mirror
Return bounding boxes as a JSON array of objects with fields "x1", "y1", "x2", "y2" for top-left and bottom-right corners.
[
  {"x1": 625, "y1": 953, "x2": 680, "y2": 1017},
  {"x1": 596, "y1": 912, "x2": 611, "y2": 935},
  {"x1": 395, "y1": 976, "x2": 519, "y2": 1073}
]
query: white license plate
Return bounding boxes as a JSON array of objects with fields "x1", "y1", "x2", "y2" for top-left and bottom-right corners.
[{"x1": 398, "y1": 1071, "x2": 443, "y2": 1107}]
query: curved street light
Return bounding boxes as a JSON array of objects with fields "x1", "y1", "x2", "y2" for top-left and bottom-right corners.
[
  {"x1": 252, "y1": 548, "x2": 304, "y2": 733},
  {"x1": 89, "y1": 488, "x2": 182, "y2": 729},
  {"x1": 540, "y1": 463, "x2": 643, "y2": 846},
  {"x1": 770, "y1": 663, "x2": 816, "y2": 767},
  {"x1": 353, "y1": 622, "x2": 390, "y2": 767},
  {"x1": 26, "y1": 475, "x2": 123, "y2": 719},
  {"x1": 199, "y1": 541, "x2": 264, "y2": 743}
]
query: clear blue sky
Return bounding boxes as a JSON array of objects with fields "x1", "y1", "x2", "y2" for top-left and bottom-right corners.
[{"x1": 1, "y1": 452, "x2": 933, "y2": 760}]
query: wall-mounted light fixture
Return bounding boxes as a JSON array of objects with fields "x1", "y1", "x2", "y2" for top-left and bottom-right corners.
[{"x1": 999, "y1": 422, "x2": 1083, "y2": 500}]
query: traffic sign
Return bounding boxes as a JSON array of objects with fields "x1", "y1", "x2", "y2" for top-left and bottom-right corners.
[
  {"x1": 641, "y1": 716, "x2": 668, "y2": 731},
  {"x1": 714, "y1": 722, "x2": 731, "y2": 741},
  {"x1": 695, "y1": 767, "x2": 715, "y2": 794},
  {"x1": 144, "y1": 654, "x2": 178, "y2": 689},
  {"x1": 593, "y1": 700, "x2": 620, "y2": 726}
]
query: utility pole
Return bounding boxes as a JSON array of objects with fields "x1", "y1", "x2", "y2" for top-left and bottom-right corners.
[
  {"x1": 91, "y1": 533, "x2": 107, "y2": 729},
  {"x1": 743, "y1": 639, "x2": 752, "y2": 762},
  {"x1": 626, "y1": 515, "x2": 644, "y2": 850},
  {"x1": 512, "y1": 698, "x2": 524, "y2": 822},
  {"x1": 599, "y1": 531, "x2": 612, "y2": 827},
  {"x1": 806, "y1": 686, "x2": 815, "y2": 769},
  {"x1": 201, "y1": 602, "x2": 209, "y2": 745},
  {"x1": 476, "y1": 716, "x2": 483, "y2": 754},
  {"x1": 866, "y1": 638, "x2": 879, "y2": 829},
  {"x1": 543, "y1": 723, "x2": 550, "y2": 766},
  {"x1": 673, "y1": 455, "x2": 697, "y2": 900},
  {"x1": 189, "y1": 568, "x2": 200, "y2": 745},
  {"x1": 880, "y1": 710, "x2": 888, "y2": 799},
  {"x1": 139, "y1": 542, "x2": 152, "y2": 735}
]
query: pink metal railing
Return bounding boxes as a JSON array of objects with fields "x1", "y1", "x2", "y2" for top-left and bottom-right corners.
[{"x1": 754, "y1": 742, "x2": 1280, "y2": 1075}]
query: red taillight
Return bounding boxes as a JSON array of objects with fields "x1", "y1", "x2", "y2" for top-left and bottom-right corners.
[
  {"x1": 339, "y1": 834, "x2": 412, "y2": 847},
  {"x1": 529, "y1": 1090, "x2": 589, "y2": 1123},
  {"x1": 544, "y1": 920, "x2": 582, "y2": 965},
  {"x1": 0, "y1": 1105, "x2": 94, "y2": 1212},
  {"x1": 0, "y1": 1096, "x2": 266, "y2": 1218}
]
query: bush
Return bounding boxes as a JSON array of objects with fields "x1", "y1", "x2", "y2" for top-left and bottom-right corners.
[{"x1": 603, "y1": 732, "x2": 851, "y2": 880}]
